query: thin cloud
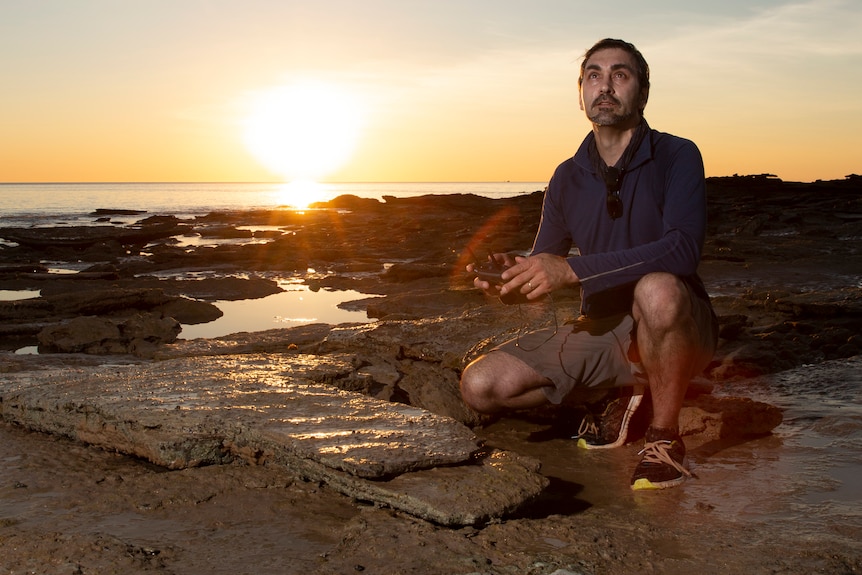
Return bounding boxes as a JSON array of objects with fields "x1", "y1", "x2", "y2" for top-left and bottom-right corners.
[{"x1": 651, "y1": 0, "x2": 862, "y2": 62}]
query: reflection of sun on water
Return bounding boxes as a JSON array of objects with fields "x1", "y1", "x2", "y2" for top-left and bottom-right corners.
[
  {"x1": 275, "y1": 180, "x2": 331, "y2": 209},
  {"x1": 242, "y1": 80, "x2": 363, "y2": 208}
]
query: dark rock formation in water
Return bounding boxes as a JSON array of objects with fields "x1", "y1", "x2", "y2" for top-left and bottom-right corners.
[
  {"x1": 0, "y1": 175, "x2": 859, "y2": 424},
  {"x1": 0, "y1": 175, "x2": 859, "y2": 369},
  {"x1": 0, "y1": 215, "x2": 188, "y2": 250}
]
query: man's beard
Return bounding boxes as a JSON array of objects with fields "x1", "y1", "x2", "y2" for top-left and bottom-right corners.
[{"x1": 587, "y1": 95, "x2": 639, "y2": 127}]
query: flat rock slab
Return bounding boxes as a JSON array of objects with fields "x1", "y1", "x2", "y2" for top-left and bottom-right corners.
[{"x1": 0, "y1": 353, "x2": 548, "y2": 525}]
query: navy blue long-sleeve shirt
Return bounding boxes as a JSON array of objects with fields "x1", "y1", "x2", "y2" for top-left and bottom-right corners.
[{"x1": 532, "y1": 125, "x2": 711, "y2": 317}]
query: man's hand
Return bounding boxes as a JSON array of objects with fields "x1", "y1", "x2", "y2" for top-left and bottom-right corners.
[
  {"x1": 499, "y1": 253, "x2": 579, "y2": 301},
  {"x1": 468, "y1": 252, "x2": 517, "y2": 295}
]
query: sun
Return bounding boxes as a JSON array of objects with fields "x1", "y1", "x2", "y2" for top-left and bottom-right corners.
[{"x1": 242, "y1": 80, "x2": 363, "y2": 191}]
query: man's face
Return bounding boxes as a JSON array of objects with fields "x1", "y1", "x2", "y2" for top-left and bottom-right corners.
[{"x1": 579, "y1": 47, "x2": 647, "y2": 128}]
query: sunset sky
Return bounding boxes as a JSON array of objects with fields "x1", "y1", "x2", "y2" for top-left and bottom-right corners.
[{"x1": 2, "y1": 0, "x2": 860, "y2": 184}]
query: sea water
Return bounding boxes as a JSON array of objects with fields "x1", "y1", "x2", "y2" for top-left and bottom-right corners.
[{"x1": 707, "y1": 357, "x2": 862, "y2": 547}]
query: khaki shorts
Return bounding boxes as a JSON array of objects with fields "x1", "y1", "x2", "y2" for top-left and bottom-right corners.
[{"x1": 494, "y1": 290, "x2": 717, "y2": 405}]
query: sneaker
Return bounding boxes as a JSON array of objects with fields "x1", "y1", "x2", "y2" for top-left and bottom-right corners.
[
  {"x1": 575, "y1": 384, "x2": 645, "y2": 449},
  {"x1": 630, "y1": 427, "x2": 692, "y2": 490}
]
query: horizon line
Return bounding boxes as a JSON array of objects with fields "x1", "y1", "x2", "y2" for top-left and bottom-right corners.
[
  {"x1": 0, "y1": 180, "x2": 545, "y2": 185},
  {"x1": 0, "y1": 174, "x2": 859, "y2": 186}
]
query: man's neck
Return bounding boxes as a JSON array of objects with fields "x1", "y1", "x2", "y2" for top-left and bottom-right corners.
[{"x1": 592, "y1": 119, "x2": 641, "y2": 167}]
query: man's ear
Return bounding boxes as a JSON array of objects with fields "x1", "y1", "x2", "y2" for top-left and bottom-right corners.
[{"x1": 579, "y1": 90, "x2": 585, "y2": 111}]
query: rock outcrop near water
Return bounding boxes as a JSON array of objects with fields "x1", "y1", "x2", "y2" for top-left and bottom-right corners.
[
  {"x1": 0, "y1": 174, "x2": 859, "y2": 524},
  {"x1": 1, "y1": 175, "x2": 859, "y2": 371}
]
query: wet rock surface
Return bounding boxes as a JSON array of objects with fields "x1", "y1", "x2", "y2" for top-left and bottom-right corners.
[
  {"x1": 0, "y1": 175, "x2": 860, "y2": 573},
  {"x1": 0, "y1": 353, "x2": 547, "y2": 526}
]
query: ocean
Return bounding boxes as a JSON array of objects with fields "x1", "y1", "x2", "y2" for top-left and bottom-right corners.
[{"x1": 0, "y1": 181, "x2": 545, "y2": 227}]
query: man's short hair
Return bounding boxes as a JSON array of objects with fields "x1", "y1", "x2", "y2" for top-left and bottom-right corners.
[{"x1": 578, "y1": 38, "x2": 650, "y2": 110}]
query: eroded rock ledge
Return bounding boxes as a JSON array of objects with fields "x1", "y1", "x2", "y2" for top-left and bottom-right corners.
[
  {"x1": 0, "y1": 312, "x2": 786, "y2": 525},
  {"x1": 0, "y1": 352, "x2": 548, "y2": 526}
]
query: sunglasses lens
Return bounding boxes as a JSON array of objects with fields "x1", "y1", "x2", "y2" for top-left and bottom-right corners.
[{"x1": 603, "y1": 167, "x2": 624, "y2": 220}]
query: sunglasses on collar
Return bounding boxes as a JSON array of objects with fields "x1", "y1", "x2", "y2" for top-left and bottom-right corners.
[{"x1": 603, "y1": 166, "x2": 624, "y2": 220}]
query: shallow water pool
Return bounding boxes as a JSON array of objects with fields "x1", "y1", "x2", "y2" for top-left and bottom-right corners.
[{"x1": 178, "y1": 284, "x2": 371, "y2": 340}]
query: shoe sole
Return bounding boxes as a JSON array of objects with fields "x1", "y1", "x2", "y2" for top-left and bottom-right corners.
[{"x1": 577, "y1": 384, "x2": 645, "y2": 450}]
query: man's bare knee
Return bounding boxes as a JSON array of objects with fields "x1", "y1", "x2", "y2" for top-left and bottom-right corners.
[
  {"x1": 633, "y1": 273, "x2": 690, "y2": 329},
  {"x1": 460, "y1": 351, "x2": 552, "y2": 414},
  {"x1": 460, "y1": 357, "x2": 498, "y2": 413}
]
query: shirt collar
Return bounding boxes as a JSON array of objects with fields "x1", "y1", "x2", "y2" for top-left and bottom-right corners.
[{"x1": 574, "y1": 119, "x2": 652, "y2": 175}]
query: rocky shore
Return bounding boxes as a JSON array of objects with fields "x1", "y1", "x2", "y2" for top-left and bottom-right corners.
[
  {"x1": 0, "y1": 175, "x2": 860, "y2": 574},
  {"x1": 1, "y1": 175, "x2": 860, "y2": 372}
]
